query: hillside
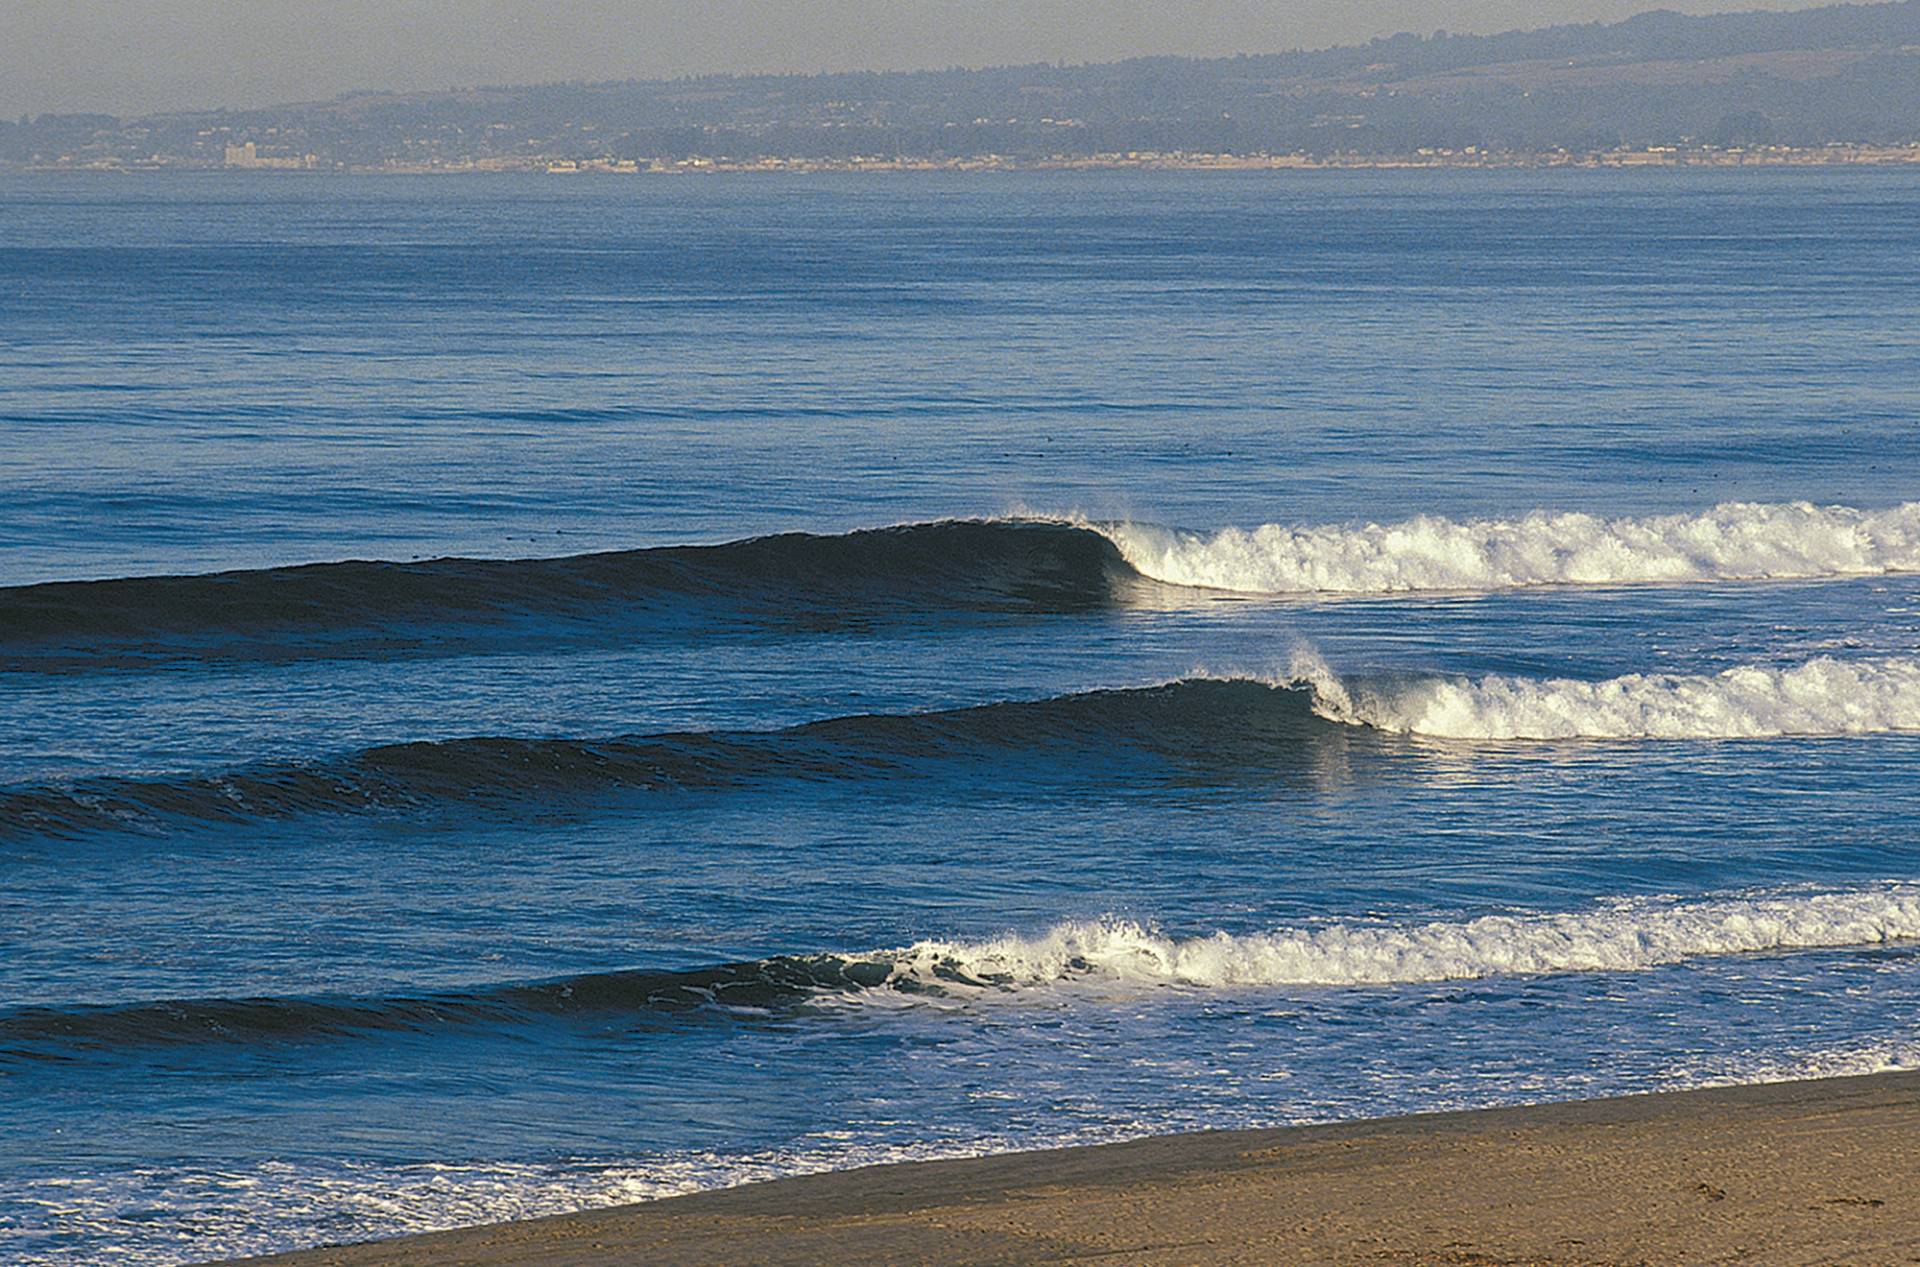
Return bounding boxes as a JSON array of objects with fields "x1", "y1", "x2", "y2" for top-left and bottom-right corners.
[{"x1": 7, "y1": 0, "x2": 1920, "y2": 170}]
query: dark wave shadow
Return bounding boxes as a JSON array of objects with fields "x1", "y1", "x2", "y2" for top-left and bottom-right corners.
[
  {"x1": 0, "y1": 520, "x2": 1147, "y2": 671},
  {"x1": 0, "y1": 679, "x2": 1359, "y2": 841}
]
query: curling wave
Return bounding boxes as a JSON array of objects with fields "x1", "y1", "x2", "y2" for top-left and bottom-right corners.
[
  {"x1": 1293, "y1": 652, "x2": 1920, "y2": 740},
  {"x1": 0, "y1": 519, "x2": 1132, "y2": 669},
  {"x1": 1100, "y1": 500, "x2": 1920, "y2": 595},
  {"x1": 10, "y1": 887, "x2": 1916, "y2": 1058},
  {"x1": 0, "y1": 679, "x2": 1332, "y2": 840}
]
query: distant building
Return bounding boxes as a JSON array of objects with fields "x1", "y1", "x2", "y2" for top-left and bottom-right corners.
[{"x1": 224, "y1": 140, "x2": 315, "y2": 170}]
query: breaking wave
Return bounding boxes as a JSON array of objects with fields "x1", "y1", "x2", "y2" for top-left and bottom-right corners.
[
  {"x1": 886, "y1": 887, "x2": 1920, "y2": 993},
  {"x1": 14, "y1": 651, "x2": 1920, "y2": 839},
  {"x1": 1294, "y1": 651, "x2": 1920, "y2": 740},
  {"x1": 10, "y1": 500, "x2": 1916, "y2": 669},
  {"x1": 1101, "y1": 499, "x2": 1920, "y2": 595},
  {"x1": 10, "y1": 887, "x2": 1917, "y2": 1059}
]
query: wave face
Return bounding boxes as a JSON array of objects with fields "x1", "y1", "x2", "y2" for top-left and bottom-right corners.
[
  {"x1": 1295, "y1": 652, "x2": 1920, "y2": 740},
  {"x1": 12, "y1": 888, "x2": 1916, "y2": 1059},
  {"x1": 0, "y1": 957, "x2": 898, "y2": 1059},
  {"x1": 0, "y1": 679, "x2": 1330, "y2": 840},
  {"x1": 1100, "y1": 500, "x2": 1920, "y2": 595},
  {"x1": 0, "y1": 520, "x2": 1131, "y2": 667}
]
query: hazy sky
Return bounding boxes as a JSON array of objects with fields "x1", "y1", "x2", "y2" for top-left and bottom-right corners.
[{"x1": 9, "y1": 0, "x2": 1835, "y2": 118}]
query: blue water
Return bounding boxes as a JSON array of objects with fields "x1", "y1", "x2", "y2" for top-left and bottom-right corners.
[{"x1": 4, "y1": 168, "x2": 1920, "y2": 1265}]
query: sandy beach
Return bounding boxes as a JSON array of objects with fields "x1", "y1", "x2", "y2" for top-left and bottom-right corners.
[{"x1": 211, "y1": 1070, "x2": 1920, "y2": 1267}]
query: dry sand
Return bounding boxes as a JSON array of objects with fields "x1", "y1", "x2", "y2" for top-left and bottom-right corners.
[{"x1": 213, "y1": 1070, "x2": 1920, "y2": 1266}]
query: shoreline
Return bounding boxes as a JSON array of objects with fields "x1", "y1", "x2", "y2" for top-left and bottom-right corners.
[
  {"x1": 212, "y1": 1069, "x2": 1920, "y2": 1266},
  {"x1": 13, "y1": 144, "x2": 1920, "y2": 177}
]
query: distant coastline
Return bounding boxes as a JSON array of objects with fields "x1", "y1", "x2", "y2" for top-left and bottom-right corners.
[
  {"x1": 9, "y1": 1, "x2": 1920, "y2": 178},
  {"x1": 12, "y1": 142, "x2": 1920, "y2": 175}
]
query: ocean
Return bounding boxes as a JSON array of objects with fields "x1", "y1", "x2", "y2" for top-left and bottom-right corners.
[{"x1": 3, "y1": 168, "x2": 1919, "y2": 1265}]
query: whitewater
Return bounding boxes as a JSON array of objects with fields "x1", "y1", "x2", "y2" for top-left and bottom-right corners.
[
  {"x1": 1291, "y1": 652, "x2": 1920, "y2": 740},
  {"x1": 883, "y1": 886, "x2": 1920, "y2": 994},
  {"x1": 1097, "y1": 500, "x2": 1920, "y2": 595}
]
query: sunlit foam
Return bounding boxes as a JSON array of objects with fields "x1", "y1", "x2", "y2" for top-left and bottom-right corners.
[
  {"x1": 879, "y1": 886, "x2": 1920, "y2": 995},
  {"x1": 1098, "y1": 500, "x2": 1920, "y2": 595},
  {"x1": 1288, "y1": 651, "x2": 1920, "y2": 740}
]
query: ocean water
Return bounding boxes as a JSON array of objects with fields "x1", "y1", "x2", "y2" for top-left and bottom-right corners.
[{"x1": 4, "y1": 168, "x2": 1920, "y2": 1265}]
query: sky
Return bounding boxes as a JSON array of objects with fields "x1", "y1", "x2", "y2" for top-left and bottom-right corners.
[{"x1": 7, "y1": 0, "x2": 1838, "y2": 119}]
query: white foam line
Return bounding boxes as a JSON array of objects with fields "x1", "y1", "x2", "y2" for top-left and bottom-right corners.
[
  {"x1": 879, "y1": 887, "x2": 1920, "y2": 995},
  {"x1": 1288, "y1": 651, "x2": 1920, "y2": 740},
  {"x1": 1097, "y1": 500, "x2": 1920, "y2": 595},
  {"x1": 1675, "y1": 1038, "x2": 1920, "y2": 1090}
]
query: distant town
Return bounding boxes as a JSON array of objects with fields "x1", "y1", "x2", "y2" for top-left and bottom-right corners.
[
  {"x1": 8, "y1": 0, "x2": 1920, "y2": 175},
  {"x1": 198, "y1": 142, "x2": 1920, "y2": 175}
]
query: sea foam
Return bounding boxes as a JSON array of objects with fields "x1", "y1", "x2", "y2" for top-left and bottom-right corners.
[
  {"x1": 1098, "y1": 500, "x2": 1920, "y2": 594},
  {"x1": 884, "y1": 887, "x2": 1920, "y2": 994},
  {"x1": 1289, "y1": 652, "x2": 1920, "y2": 740},
  {"x1": 1676, "y1": 1038, "x2": 1920, "y2": 1090}
]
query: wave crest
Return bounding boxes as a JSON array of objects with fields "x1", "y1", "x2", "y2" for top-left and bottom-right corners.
[
  {"x1": 0, "y1": 679, "x2": 1326, "y2": 841},
  {"x1": 1100, "y1": 500, "x2": 1920, "y2": 595},
  {"x1": 12, "y1": 888, "x2": 1917, "y2": 1060},
  {"x1": 889, "y1": 888, "x2": 1920, "y2": 992},
  {"x1": 0, "y1": 519, "x2": 1130, "y2": 668},
  {"x1": 1293, "y1": 652, "x2": 1920, "y2": 740}
]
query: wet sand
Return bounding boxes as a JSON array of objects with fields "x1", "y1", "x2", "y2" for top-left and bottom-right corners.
[{"x1": 213, "y1": 1070, "x2": 1920, "y2": 1266}]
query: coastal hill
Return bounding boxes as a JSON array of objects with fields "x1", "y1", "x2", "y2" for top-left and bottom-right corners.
[{"x1": 8, "y1": 0, "x2": 1920, "y2": 170}]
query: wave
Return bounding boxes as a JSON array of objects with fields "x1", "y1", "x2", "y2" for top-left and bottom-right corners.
[
  {"x1": 11, "y1": 887, "x2": 1916, "y2": 1058},
  {"x1": 0, "y1": 519, "x2": 1133, "y2": 668},
  {"x1": 11, "y1": 500, "x2": 1916, "y2": 670},
  {"x1": 0, "y1": 956, "x2": 896, "y2": 1057},
  {"x1": 12, "y1": 650, "x2": 1917, "y2": 838},
  {"x1": 886, "y1": 888, "x2": 1920, "y2": 993},
  {"x1": 0, "y1": 679, "x2": 1334, "y2": 840},
  {"x1": 1294, "y1": 651, "x2": 1920, "y2": 740},
  {"x1": 1100, "y1": 500, "x2": 1920, "y2": 595}
]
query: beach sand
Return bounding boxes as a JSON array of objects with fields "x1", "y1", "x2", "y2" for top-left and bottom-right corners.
[{"x1": 213, "y1": 1070, "x2": 1920, "y2": 1266}]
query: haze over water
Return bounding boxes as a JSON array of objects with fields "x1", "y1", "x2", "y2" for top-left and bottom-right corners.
[{"x1": 4, "y1": 168, "x2": 1920, "y2": 1265}]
